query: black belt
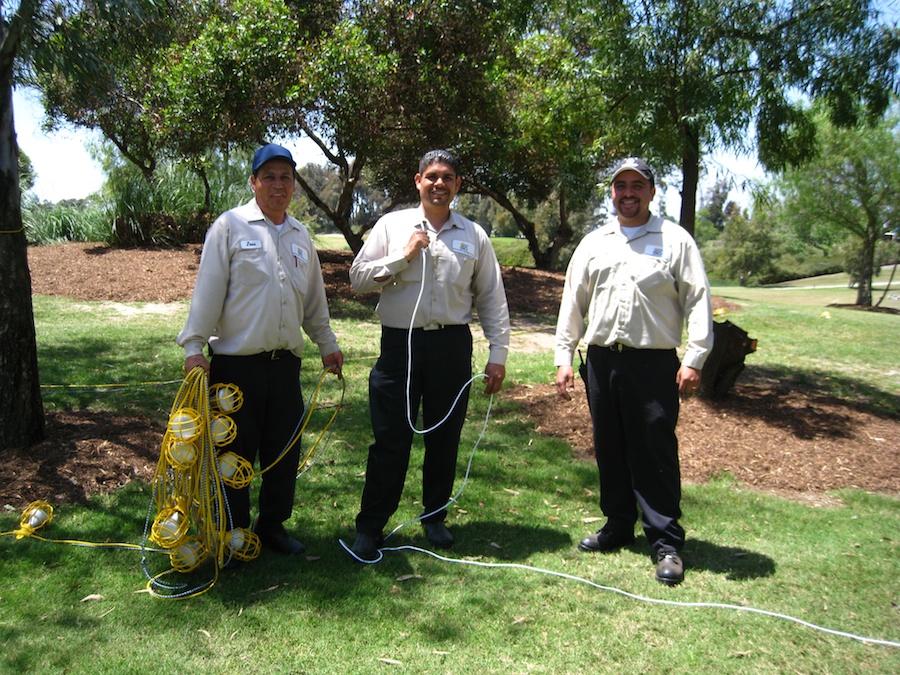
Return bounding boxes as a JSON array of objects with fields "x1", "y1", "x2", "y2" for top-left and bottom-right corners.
[
  {"x1": 208, "y1": 345, "x2": 294, "y2": 360},
  {"x1": 385, "y1": 324, "x2": 466, "y2": 333},
  {"x1": 606, "y1": 343, "x2": 639, "y2": 352},
  {"x1": 255, "y1": 349, "x2": 294, "y2": 360}
]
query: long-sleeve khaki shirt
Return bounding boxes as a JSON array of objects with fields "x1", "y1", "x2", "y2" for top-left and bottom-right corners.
[
  {"x1": 350, "y1": 206, "x2": 510, "y2": 365},
  {"x1": 555, "y1": 215, "x2": 713, "y2": 370},
  {"x1": 177, "y1": 199, "x2": 340, "y2": 360}
]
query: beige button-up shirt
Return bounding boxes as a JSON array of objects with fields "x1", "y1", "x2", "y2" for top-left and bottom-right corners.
[
  {"x1": 555, "y1": 215, "x2": 713, "y2": 370},
  {"x1": 350, "y1": 206, "x2": 510, "y2": 365},
  {"x1": 177, "y1": 199, "x2": 340, "y2": 360}
]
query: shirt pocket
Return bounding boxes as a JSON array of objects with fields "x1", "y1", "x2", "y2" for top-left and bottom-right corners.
[
  {"x1": 438, "y1": 249, "x2": 477, "y2": 292},
  {"x1": 396, "y1": 254, "x2": 424, "y2": 284},
  {"x1": 285, "y1": 253, "x2": 310, "y2": 293},
  {"x1": 234, "y1": 249, "x2": 270, "y2": 287},
  {"x1": 631, "y1": 256, "x2": 674, "y2": 294}
]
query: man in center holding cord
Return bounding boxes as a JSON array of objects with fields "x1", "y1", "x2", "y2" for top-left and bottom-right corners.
[{"x1": 348, "y1": 149, "x2": 510, "y2": 561}]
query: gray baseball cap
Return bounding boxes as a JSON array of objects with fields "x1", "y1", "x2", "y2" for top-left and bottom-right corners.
[{"x1": 610, "y1": 157, "x2": 654, "y2": 186}]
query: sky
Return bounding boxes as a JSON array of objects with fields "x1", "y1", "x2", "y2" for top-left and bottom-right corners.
[{"x1": 12, "y1": 85, "x2": 765, "y2": 212}]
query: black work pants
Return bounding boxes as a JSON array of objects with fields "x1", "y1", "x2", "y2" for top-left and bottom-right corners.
[
  {"x1": 585, "y1": 344, "x2": 684, "y2": 552},
  {"x1": 210, "y1": 352, "x2": 304, "y2": 531},
  {"x1": 356, "y1": 325, "x2": 472, "y2": 536}
]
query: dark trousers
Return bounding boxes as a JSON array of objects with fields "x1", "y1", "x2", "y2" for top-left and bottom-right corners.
[
  {"x1": 210, "y1": 352, "x2": 304, "y2": 531},
  {"x1": 585, "y1": 344, "x2": 684, "y2": 552},
  {"x1": 356, "y1": 325, "x2": 472, "y2": 536}
]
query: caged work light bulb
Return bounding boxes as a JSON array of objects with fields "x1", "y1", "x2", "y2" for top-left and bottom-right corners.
[
  {"x1": 168, "y1": 407, "x2": 201, "y2": 442},
  {"x1": 216, "y1": 452, "x2": 253, "y2": 489},
  {"x1": 170, "y1": 537, "x2": 207, "y2": 572},
  {"x1": 209, "y1": 414, "x2": 237, "y2": 447},
  {"x1": 210, "y1": 383, "x2": 243, "y2": 414},
  {"x1": 150, "y1": 507, "x2": 189, "y2": 549}
]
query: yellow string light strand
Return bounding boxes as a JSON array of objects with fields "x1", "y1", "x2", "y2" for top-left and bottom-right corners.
[{"x1": 3, "y1": 366, "x2": 345, "y2": 601}]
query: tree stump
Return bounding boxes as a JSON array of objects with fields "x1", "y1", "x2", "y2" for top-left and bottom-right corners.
[{"x1": 699, "y1": 320, "x2": 757, "y2": 399}]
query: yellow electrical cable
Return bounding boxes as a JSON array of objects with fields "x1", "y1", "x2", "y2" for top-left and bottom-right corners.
[
  {"x1": 41, "y1": 379, "x2": 182, "y2": 390},
  {"x1": 1, "y1": 500, "x2": 168, "y2": 553},
  {"x1": 258, "y1": 368, "x2": 347, "y2": 477},
  {"x1": 4, "y1": 365, "x2": 346, "y2": 601}
]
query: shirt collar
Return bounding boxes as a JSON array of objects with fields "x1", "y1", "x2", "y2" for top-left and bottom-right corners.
[
  {"x1": 238, "y1": 198, "x2": 301, "y2": 231},
  {"x1": 417, "y1": 204, "x2": 461, "y2": 232}
]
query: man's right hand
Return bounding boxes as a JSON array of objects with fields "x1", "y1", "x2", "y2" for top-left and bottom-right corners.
[
  {"x1": 555, "y1": 365, "x2": 575, "y2": 400},
  {"x1": 403, "y1": 229, "x2": 431, "y2": 261},
  {"x1": 184, "y1": 354, "x2": 210, "y2": 374}
]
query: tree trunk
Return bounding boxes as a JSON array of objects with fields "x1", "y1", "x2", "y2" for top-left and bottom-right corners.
[
  {"x1": 0, "y1": 66, "x2": 45, "y2": 450},
  {"x1": 855, "y1": 237, "x2": 875, "y2": 306},
  {"x1": 679, "y1": 123, "x2": 700, "y2": 238}
]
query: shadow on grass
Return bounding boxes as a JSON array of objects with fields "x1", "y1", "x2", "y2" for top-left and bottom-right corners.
[
  {"x1": 619, "y1": 535, "x2": 776, "y2": 582},
  {"x1": 722, "y1": 365, "x2": 899, "y2": 428}
]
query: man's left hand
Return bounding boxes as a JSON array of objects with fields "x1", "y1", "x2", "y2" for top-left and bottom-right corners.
[
  {"x1": 676, "y1": 365, "x2": 701, "y2": 395},
  {"x1": 322, "y1": 350, "x2": 344, "y2": 380},
  {"x1": 483, "y1": 363, "x2": 506, "y2": 395}
]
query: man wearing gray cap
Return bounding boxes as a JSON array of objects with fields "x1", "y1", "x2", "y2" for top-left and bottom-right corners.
[
  {"x1": 554, "y1": 157, "x2": 713, "y2": 585},
  {"x1": 178, "y1": 143, "x2": 343, "y2": 559}
]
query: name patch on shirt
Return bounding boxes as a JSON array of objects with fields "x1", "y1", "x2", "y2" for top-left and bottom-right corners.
[
  {"x1": 240, "y1": 239, "x2": 262, "y2": 250},
  {"x1": 452, "y1": 239, "x2": 475, "y2": 258},
  {"x1": 291, "y1": 243, "x2": 309, "y2": 263},
  {"x1": 643, "y1": 244, "x2": 669, "y2": 262}
]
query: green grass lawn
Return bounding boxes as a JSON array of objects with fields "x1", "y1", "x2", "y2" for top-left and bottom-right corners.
[{"x1": 1, "y1": 281, "x2": 897, "y2": 674}]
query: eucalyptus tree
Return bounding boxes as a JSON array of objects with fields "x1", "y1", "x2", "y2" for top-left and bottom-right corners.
[
  {"x1": 778, "y1": 110, "x2": 900, "y2": 306},
  {"x1": 0, "y1": 1, "x2": 166, "y2": 450},
  {"x1": 575, "y1": 0, "x2": 900, "y2": 236}
]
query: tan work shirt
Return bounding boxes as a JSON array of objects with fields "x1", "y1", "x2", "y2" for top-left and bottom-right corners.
[
  {"x1": 555, "y1": 215, "x2": 713, "y2": 370},
  {"x1": 177, "y1": 199, "x2": 340, "y2": 360},
  {"x1": 350, "y1": 206, "x2": 510, "y2": 365}
]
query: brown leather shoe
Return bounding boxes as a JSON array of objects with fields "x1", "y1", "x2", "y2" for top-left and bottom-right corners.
[
  {"x1": 655, "y1": 550, "x2": 684, "y2": 585},
  {"x1": 578, "y1": 529, "x2": 635, "y2": 552}
]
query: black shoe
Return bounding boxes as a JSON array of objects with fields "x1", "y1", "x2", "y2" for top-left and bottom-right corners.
[
  {"x1": 655, "y1": 550, "x2": 684, "y2": 586},
  {"x1": 350, "y1": 532, "x2": 383, "y2": 561},
  {"x1": 423, "y1": 522, "x2": 454, "y2": 549},
  {"x1": 253, "y1": 518, "x2": 306, "y2": 556},
  {"x1": 577, "y1": 529, "x2": 635, "y2": 552},
  {"x1": 259, "y1": 532, "x2": 307, "y2": 555}
]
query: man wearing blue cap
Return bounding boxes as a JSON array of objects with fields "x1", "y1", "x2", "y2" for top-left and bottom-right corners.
[
  {"x1": 554, "y1": 157, "x2": 713, "y2": 586},
  {"x1": 178, "y1": 143, "x2": 343, "y2": 558}
]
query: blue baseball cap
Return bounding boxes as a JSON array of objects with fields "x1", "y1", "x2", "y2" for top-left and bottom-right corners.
[{"x1": 252, "y1": 144, "x2": 296, "y2": 173}]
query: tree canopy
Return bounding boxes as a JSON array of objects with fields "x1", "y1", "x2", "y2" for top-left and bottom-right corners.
[{"x1": 777, "y1": 108, "x2": 900, "y2": 306}]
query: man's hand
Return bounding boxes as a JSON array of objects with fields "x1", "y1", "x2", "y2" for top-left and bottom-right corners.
[
  {"x1": 483, "y1": 362, "x2": 506, "y2": 395},
  {"x1": 322, "y1": 350, "x2": 344, "y2": 380},
  {"x1": 676, "y1": 365, "x2": 701, "y2": 395},
  {"x1": 555, "y1": 365, "x2": 575, "y2": 400},
  {"x1": 403, "y1": 229, "x2": 431, "y2": 261},
  {"x1": 185, "y1": 354, "x2": 210, "y2": 374}
]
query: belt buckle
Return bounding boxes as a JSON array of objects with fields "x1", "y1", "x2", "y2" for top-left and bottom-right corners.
[
  {"x1": 610, "y1": 343, "x2": 625, "y2": 352},
  {"x1": 271, "y1": 350, "x2": 281, "y2": 360},
  {"x1": 423, "y1": 322, "x2": 443, "y2": 331}
]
